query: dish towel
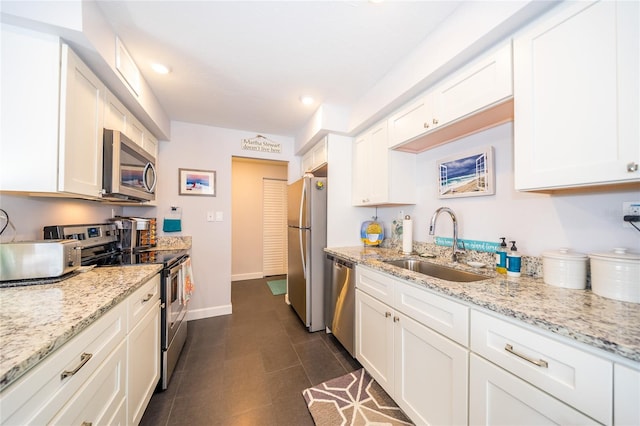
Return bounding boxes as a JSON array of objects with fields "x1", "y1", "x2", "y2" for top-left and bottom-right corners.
[{"x1": 182, "y1": 258, "x2": 194, "y2": 304}]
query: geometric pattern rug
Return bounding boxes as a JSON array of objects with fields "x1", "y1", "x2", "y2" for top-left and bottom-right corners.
[{"x1": 302, "y1": 368, "x2": 414, "y2": 426}]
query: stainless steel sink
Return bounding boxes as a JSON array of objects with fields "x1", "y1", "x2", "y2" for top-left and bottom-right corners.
[{"x1": 383, "y1": 259, "x2": 489, "y2": 282}]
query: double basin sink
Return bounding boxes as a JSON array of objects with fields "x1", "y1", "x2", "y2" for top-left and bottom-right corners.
[{"x1": 383, "y1": 259, "x2": 489, "y2": 283}]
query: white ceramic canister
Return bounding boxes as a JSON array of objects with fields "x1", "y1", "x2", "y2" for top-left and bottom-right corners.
[
  {"x1": 542, "y1": 248, "x2": 588, "y2": 289},
  {"x1": 589, "y1": 248, "x2": 640, "y2": 303}
]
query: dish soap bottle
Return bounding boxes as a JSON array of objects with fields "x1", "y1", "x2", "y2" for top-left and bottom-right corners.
[
  {"x1": 506, "y1": 241, "x2": 522, "y2": 277},
  {"x1": 495, "y1": 237, "x2": 507, "y2": 274}
]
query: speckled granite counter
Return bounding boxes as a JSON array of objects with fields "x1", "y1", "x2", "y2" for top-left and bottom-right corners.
[
  {"x1": 0, "y1": 264, "x2": 162, "y2": 392},
  {"x1": 155, "y1": 236, "x2": 192, "y2": 251},
  {"x1": 326, "y1": 246, "x2": 640, "y2": 363}
]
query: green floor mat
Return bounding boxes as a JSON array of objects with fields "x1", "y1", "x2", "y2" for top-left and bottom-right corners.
[{"x1": 266, "y1": 279, "x2": 286, "y2": 295}]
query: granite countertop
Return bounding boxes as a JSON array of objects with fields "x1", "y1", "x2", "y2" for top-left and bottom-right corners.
[
  {"x1": 326, "y1": 246, "x2": 640, "y2": 363},
  {"x1": 0, "y1": 264, "x2": 163, "y2": 392}
]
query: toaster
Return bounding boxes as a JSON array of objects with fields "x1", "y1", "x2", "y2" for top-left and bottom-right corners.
[{"x1": 0, "y1": 239, "x2": 81, "y2": 281}]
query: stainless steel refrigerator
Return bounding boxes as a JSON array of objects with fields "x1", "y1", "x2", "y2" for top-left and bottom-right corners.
[{"x1": 287, "y1": 176, "x2": 327, "y2": 332}]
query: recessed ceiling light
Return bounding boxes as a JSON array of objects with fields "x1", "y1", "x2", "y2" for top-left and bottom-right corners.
[
  {"x1": 151, "y1": 63, "x2": 171, "y2": 74},
  {"x1": 300, "y1": 96, "x2": 314, "y2": 106}
]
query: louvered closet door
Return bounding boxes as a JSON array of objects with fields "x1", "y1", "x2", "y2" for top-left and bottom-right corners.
[{"x1": 263, "y1": 179, "x2": 287, "y2": 276}]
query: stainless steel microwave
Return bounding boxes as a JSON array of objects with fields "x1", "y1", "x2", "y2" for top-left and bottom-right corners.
[{"x1": 102, "y1": 129, "x2": 157, "y2": 202}]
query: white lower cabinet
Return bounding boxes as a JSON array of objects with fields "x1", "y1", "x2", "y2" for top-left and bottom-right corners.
[
  {"x1": 127, "y1": 275, "x2": 161, "y2": 425},
  {"x1": 355, "y1": 266, "x2": 468, "y2": 425},
  {"x1": 354, "y1": 265, "x2": 635, "y2": 426},
  {"x1": 614, "y1": 363, "x2": 640, "y2": 425},
  {"x1": 0, "y1": 273, "x2": 161, "y2": 426},
  {"x1": 470, "y1": 310, "x2": 612, "y2": 424},
  {"x1": 394, "y1": 310, "x2": 468, "y2": 425},
  {"x1": 469, "y1": 354, "x2": 598, "y2": 425},
  {"x1": 356, "y1": 288, "x2": 395, "y2": 391},
  {"x1": 50, "y1": 341, "x2": 127, "y2": 426}
]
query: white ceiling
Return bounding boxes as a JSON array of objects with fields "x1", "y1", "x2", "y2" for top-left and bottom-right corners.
[{"x1": 96, "y1": 1, "x2": 463, "y2": 137}]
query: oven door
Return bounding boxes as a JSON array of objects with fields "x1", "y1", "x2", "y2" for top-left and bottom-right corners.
[{"x1": 164, "y1": 257, "x2": 188, "y2": 349}]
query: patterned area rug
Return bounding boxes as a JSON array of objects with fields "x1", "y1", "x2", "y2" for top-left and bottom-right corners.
[{"x1": 302, "y1": 368, "x2": 414, "y2": 426}]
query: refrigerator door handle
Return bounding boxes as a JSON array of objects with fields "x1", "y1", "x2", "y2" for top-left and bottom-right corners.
[
  {"x1": 299, "y1": 228, "x2": 307, "y2": 279},
  {"x1": 298, "y1": 178, "x2": 307, "y2": 228}
]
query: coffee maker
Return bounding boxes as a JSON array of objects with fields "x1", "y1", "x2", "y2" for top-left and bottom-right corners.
[{"x1": 110, "y1": 217, "x2": 156, "y2": 252}]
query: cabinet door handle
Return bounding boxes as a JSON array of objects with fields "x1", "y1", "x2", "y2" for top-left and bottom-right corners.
[
  {"x1": 627, "y1": 162, "x2": 638, "y2": 172},
  {"x1": 432, "y1": 118, "x2": 439, "y2": 125},
  {"x1": 81, "y1": 422, "x2": 93, "y2": 426},
  {"x1": 504, "y1": 344, "x2": 548, "y2": 368},
  {"x1": 142, "y1": 293, "x2": 154, "y2": 302},
  {"x1": 393, "y1": 316, "x2": 400, "y2": 323},
  {"x1": 385, "y1": 312, "x2": 391, "y2": 318},
  {"x1": 61, "y1": 352, "x2": 93, "y2": 380},
  {"x1": 423, "y1": 122, "x2": 430, "y2": 129}
]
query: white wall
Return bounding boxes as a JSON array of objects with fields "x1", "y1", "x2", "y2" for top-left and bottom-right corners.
[
  {"x1": 373, "y1": 123, "x2": 640, "y2": 257},
  {"x1": 0, "y1": 194, "x2": 123, "y2": 242},
  {"x1": 139, "y1": 121, "x2": 297, "y2": 321},
  {"x1": 326, "y1": 134, "x2": 361, "y2": 248}
]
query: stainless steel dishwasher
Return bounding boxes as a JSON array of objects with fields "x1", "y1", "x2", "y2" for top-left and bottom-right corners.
[{"x1": 325, "y1": 254, "x2": 355, "y2": 356}]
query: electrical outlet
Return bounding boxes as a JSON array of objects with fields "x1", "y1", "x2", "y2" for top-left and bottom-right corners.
[{"x1": 622, "y1": 201, "x2": 640, "y2": 228}]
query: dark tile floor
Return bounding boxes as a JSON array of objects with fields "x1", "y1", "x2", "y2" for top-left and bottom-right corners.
[{"x1": 140, "y1": 276, "x2": 361, "y2": 426}]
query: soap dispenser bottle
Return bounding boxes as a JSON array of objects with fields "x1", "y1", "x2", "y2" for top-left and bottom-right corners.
[
  {"x1": 495, "y1": 237, "x2": 507, "y2": 274},
  {"x1": 506, "y1": 241, "x2": 522, "y2": 277}
]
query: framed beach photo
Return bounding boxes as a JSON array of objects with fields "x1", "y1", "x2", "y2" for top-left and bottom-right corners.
[
  {"x1": 179, "y1": 168, "x2": 216, "y2": 196},
  {"x1": 437, "y1": 146, "x2": 494, "y2": 198}
]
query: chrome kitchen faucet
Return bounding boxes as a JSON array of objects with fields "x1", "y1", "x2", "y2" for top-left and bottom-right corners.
[{"x1": 429, "y1": 207, "x2": 466, "y2": 263}]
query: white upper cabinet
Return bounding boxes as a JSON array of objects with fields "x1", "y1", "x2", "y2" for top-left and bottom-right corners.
[
  {"x1": 388, "y1": 43, "x2": 513, "y2": 151},
  {"x1": 301, "y1": 137, "x2": 327, "y2": 176},
  {"x1": 106, "y1": 89, "x2": 158, "y2": 159},
  {"x1": 513, "y1": 0, "x2": 639, "y2": 191},
  {"x1": 58, "y1": 44, "x2": 106, "y2": 198},
  {"x1": 387, "y1": 95, "x2": 432, "y2": 149},
  {"x1": 352, "y1": 120, "x2": 416, "y2": 206},
  {"x1": 0, "y1": 25, "x2": 105, "y2": 199},
  {"x1": 105, "y1": 90, "x2": 129, "y2": 134}
]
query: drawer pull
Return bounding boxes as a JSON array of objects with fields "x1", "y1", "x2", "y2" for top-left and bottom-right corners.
[
  {"x1": 81, "y1": 422, "x2": 93, "y2": 426},
  {"x1": 142, "y1": 293, "x2": 154, "y2": 302},
  {"x1": 385, "y1": 312, "x2": 391, "y2": 318},
  {"x1": 504, "y1": 344, "x2": 548, "y2": 368},
  {"x1": 61, "y1": 352, "x2": 93, "y2": 380}
]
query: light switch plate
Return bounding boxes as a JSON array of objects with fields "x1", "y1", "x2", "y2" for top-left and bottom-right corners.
[
  {"x1": 206, "y1": 211, "x2": 215, "y2": 222},
  {"x1": 215, "y1": 211, "x2": 223, "y2": 222}
]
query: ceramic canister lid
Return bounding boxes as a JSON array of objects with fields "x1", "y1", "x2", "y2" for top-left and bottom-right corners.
[
  {"x1": 542, "y1": 248, "x2": 587, "y2": 260},
  {"x1": 589, "y1": 248, "x2": 640, "y2": 262}
]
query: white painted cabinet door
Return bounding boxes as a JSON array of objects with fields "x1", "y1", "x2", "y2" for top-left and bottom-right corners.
[
  {"x1": 387, "y1": 95, "x2": 430, "y2": 148},
  {"x1": 514, "y1": 0, "x2": 640, "y2": 190},
  {"x1": 355, "y1": 289, "x2": 394, "y2": 393},
  {"x1": 432, "y1": 43, "x2": 512, "y2": 126},
  {"x1": 469, "y1": 355, "x2": 599, "y2": 426},
  {"x1": 352, "y1": 121, "x2": 416, "y2": 206},
  {"x1": 127, "y1": 114, "x2": 146, "y2": 147},
  {"x1": 105, "y1": 90, "x2": 128, "y2": 134},
  {"x1": 50, "y1": 341, "x2": 127, "y2": 426},
  {"x1": 352, "y1": 132, "x2": 372, "y2": 205},
  {"x1": 58, "y1": 44, "x2": 105, "y2": 198},
  {"x1": 127, "y1": 275, "x2": 161, "y2": 425},
  {"x1": 394, "y1": 311, "x2": 468, "y2": 426},
  {"x1": 614, "y1": 364, "x2": 640, "y2": 426},
  {"x1": 127, "y1": 301, "x2": 160, "y2": 425}
]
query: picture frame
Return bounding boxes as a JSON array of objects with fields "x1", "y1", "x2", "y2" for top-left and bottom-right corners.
[
  {"x1": 437, "y1": 146, "x2": 494, "y2": 198},
  {"x1": 179, "y1": 168, "x2": 216, "y2": 196}
]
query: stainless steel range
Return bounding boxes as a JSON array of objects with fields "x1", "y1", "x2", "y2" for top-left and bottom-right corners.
[{"x1": 43, "y1": 222, "x2": 189, "y2": 391}]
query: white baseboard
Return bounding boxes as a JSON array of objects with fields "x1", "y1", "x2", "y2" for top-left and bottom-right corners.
[
  {"x1": 187, "y1": 304, "x2": 232, "y2": 321},
  {"x1": 231, "y1": 272, "x2": 263, "y2": 281}
]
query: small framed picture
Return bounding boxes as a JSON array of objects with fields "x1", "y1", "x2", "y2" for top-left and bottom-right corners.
[
  {"x1": 437, "y1": 146, "x2": 494, "y2": 198},
  {"x1": 179, "y1": 168, "x2": 216, "y2": 196}
]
